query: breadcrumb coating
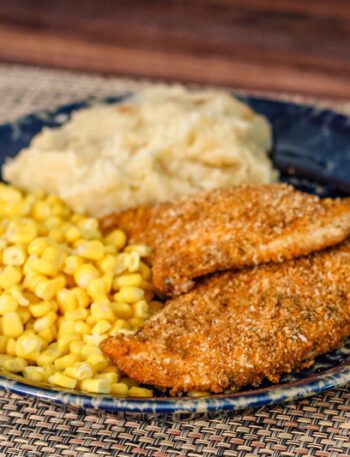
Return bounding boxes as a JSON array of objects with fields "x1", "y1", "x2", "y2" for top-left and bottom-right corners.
[
  {"x1": 102, "y1": 184, "x2": 350, "y2": 295},
  {"x1": 101, "y1": 239, "x2": 350, "y2": 394}
]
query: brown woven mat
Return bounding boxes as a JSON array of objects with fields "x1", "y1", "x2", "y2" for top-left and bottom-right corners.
[{"x1": 0, "y1": 64, "x2": 349, "y2": 457}]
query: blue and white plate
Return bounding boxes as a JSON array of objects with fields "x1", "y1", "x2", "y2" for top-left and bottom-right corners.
[{"x1": 0, "y1": 94, "x2": 349, "y2": 414}]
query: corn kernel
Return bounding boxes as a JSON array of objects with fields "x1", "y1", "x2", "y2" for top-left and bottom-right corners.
[
  {"x1": 104, "y1": 229, "x2": 126, "y2": 250},
  {"x1": 42, "y1": 246, "x2": 66, "y2": 269},
  {"x1": 98, "y1": 255, "x2": 117, "y2": 273},
  {"x1": 0, "y1": 266, "x2": 22, "y2": 289},
  {"x1": 63, "y1": 255, "x2": 84, "y2": 275},
  {"x1": 128, "y1": 386, "x2": 153, "y2": 397},
  {"x1": 114, "y1": 286, "x2": 144, "y2": 303},
  {"x1": 96, "y1": 372, "x2": 119, "y2": 383},
  {"x1": 49, "y1": 372, "x2": 77, "y2": 389},
  {"x1": 65, "y1": 226, "x2": 81, "y2": 243},
  {"x1": 69, "y1": 340, "x2": 85, "y2": 355},
  {"x1": 32, "y1": 201, "x2": 51, "y2": 220},
  {"x1": 3, "y1": 245, "x2": 27, "y2": 266},
  {"x1": 38, "y1": 327, "x2": 57, "y2": 344},
  {"x1": 55, "y1": 353, "x2": 81, "y2": 370},
  {"x1": 3, "y1": 357, "x2": 27, "y2": 373},
  {"x1": 111, "y1": 382, "x2": 129, "y2": 396},
  {"x1": 64, "y1": 362, "x2": 94, "y2": 381},
  {"x1": 58, "y1": 320, "x2": 76, "y2": 336},
  {"x1": 86, "y1": 354, "x2": 108, "y2": 370},
  {"x1": 9, "y1": 286, "x2": 30, "y2": 307},
  {"x1": 74, "y1": 321, "x2": 91, "y2": 335},
  {"x1": 72, "y1": 287, "x2": 90, "y2": 308},
  {"x1": 6, "y1": 338, "x2": 17, "y2": 356},
  {"x1": 81, "y1": 344, "x2": 102, "y2": 359},
  {"x1": 74, "y1": 263, "x2": 100, "y2": 288},
  {"x1": 90, "y1": 302, "x2": 115, "y2": 322},
  {"x1": 3, "y1": 312, "x2": 23, "y2": 337},
  {"x1": 76, "y1": 240, "x2": 104, "y2": 260},
  {"x1": 109, "y1": 319, "x2": 130, "y2": 336},
  {"x1": 0, "y1": 294, "x2": 18, "y2": 314},
  {"x1": 110, "y1": 302, "x2": 132, "y2": 319},
  {"x1": 125, "y1": 245, "x2": 152, "y2": 257},
  {"x1": 37, "y1": 343, "x2": 61, "y2": 366},
  {"x1": 64, "y1": 308, "x2": 88, "y2": 321},
  {"x1": 0, "y1": 335, "x2": 9, "y2": 352},
  {"x1": 91, "y1": 320, "x2": 111, "y2": 335},
  {"x1": 28, "y1": 237, "x2": 49, "y2": 256},
  {"x1": 132, "y1": 300, "x2": 149, "y2": 319},
  {"x1": 41, "y1": 364, "x2": 57, "y2": 379},
  {"x1": 57, "y1": 289, "x2": 78, "y2": 313},
  {"x1": 33, "y1": 311, "x2": 57, "y2": 332},
  {"x1": 23, "y1": 271, "x2": 46, "y2": 291},
  {"x1": 16, "y1": 334, "x2": 44, "y2": 361},
  {"x1": 129, "y1": 317, "x2": 145, "y2": 330},
  {"x1": 35, "y1": 276, "x2": 65, "y2": 300},
  {"x1": 48, "y1": 229, "x2": 64, "y2": 243},
  {"x1": 0, "y1": 184, "x2": 22, "y2": 203},
  {"x1": 87, "y1": 277, "x2": 108, "y2": 301},
  {"x1": 127, "y1": 252, "x2": 140, "y2": 273},
  {"x1": 6, "y1": 220, "x2": 37, "y2": 244},
  {"x1": 17, "y1": 307, "x2": 31, "y2": 324},
  {"x1": 139, "y1": 261, "x2": 151, "y2": 280},
  {"x1": 77, "y1": 218, "x2": 99, "y2": 239},
  {"x1": 29, "y1": 301, "x2": 53, "y2": 318},
  {"x1": 0, "y1": 354, "x2": 12, "y2": 367},
  {"x1": 57, "y1": 334, "x2": 81, "y2": 353},
  {"x1": 113, "y1": 273, "x2": 143, "y2": 289},
  {"x1": 28, "y1": 257, "x2": 58, "y2": 276},
  {"x1": 80, "y1": 377, "x2": 111, "y2": 394},
  {"x1": 83, "y1": 334, "x2": 107, "y2": 346},
  {"x1": 22, "y1": 366, "x2": 45, "y2": 383}
]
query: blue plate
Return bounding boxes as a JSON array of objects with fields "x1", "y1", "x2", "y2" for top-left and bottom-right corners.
[{"x1": 0, "y1": 94, "x2": 349, "y2": 414}]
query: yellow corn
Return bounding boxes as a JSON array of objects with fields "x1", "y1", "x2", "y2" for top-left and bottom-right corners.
[
  {"x1": 17, "y1": 306, "x2": 31, "y2": 324},
  {"x1": 81, "y1": 344, "x2": 102, "y2": 359},
  {"x1": 58, "y1": 320, "x2": 76, "y2": 336},
  {"x1": 0, "y1": 335, "x2": 9, "y2": 352},
  {"x1": 96, "y1": 372, "x2": 119, "y2": 383},
  {"x1": 104, "y1": 229, "x2": 126, "y2": 250},
  {"x1": 127, "y1": 252, "x2": 140, "y2": 273},
  {"x1": 74, "y1": 321, "x2": 91, "y2": 335},
  {"x1": 0, "y1": 294, "x2": 18, "y2": 314},
  {"x1": 110, "y1": 302, "x2": 132, "y2": 319},
  {"x1": 0, "y1": 266, "x2": 22, "y2": 289},
  {"x1": 72, "y1": 287, "x2": 90, "y2": 308},
  {"x1": 33, "y1": 311, "x2": 57, "y2": 332},
  {"x1": 86, "y1": 354, "x2": 108, "y2": 371},
  {"x1": 38, "y1": 327, "x2": 57, "y2": 344},
  {"x1": 128, "y1": 386, "x2": 153, "y2": 398},
  {"x1": 3, "y1": 357, "x2": 27, "y2": 373},
  {"x1": 57, "y1": 334, "x2": 81, "y2": 353},
  {"x1": 16, "y1": 334, "x2": 44, "y2": 361},
  {"x1": 97, "y1": 255, "x2": 117, "y2": 273},
  {"x1": 139, "y1": 261, "x2": 151, "y2": 280},
  {"x1": 111, "y1": 382, "x2": 129, "y2": 396},
  {"x1": 22, "y1": 366, "x2": 45, "y2": 383},
  {"x1": 63, "y1": 255, "x2": 84, "y2": 275},
  {"x1": 80, "y1": 377, "x2": 111, "y2": 394},
  {"x1": 74, "y1": 263, "x2": 100, "y2": 288},
  {"x1": 124, "y1": 245, "x2": 152, "y2": 257},
  {"x1": 29, "y1": 301, "x2": 53, "y2": 318},
  {"x1": 65, "y1": 226, "x2": 81, "y2": 243},
  {"x1": 49, "y1": 372, "x2": 77, "y2": 389},
  {"x1": 114, "y1": 286, "x2": 144, "y2": 303},
  {"x1": 6, "y1": 338, "x2": 17, "y2": 356},
  {"x1": 35, "y1": 276, "x2": 65, "y2": 300},
  {"x1": 90, "y1": 302, "x2": 115, "y2": 322},
  {"x1": 91, "y1": 320, "x2": 111, "y2": 335},
  {"x1": 132, "y1": 300, "x2": 149, "y2": 319},
  {"x1": 64, "y1": 362, "x2": 94, "y2": 381},
  {"x1": 28, "y1": 237, "x2": 49, "y2": 256},
  {"x1": 69, "y1": 340, "x2": 85, "y2": 356},
  {"x1": 55, "y1": 354, "x2": 81, "y2": 370},
  {"x1": 113, "y1": 273, "x2": 143, "y2": 289},
  {"x1": 87, "y1": 277, "x2": 108, "y2": 301},
  {"x1": 37, "y1": 344, "x2": 61, "y2": 366},
  {"x1": 57, "y1": 289, "x2": 78, "y2": 313},
  {"x1": 64, "y1": 308, "x2": 88, "y2": 321},
  {"x1": 9, "y1": 286, "x2": 30, "y2": 307},
  {"x1": 76, "y1": 240, "x2": 104, "y2": 260},
  {"x1": 2, "y1": 312, "x2": 23, "y2": 337},
  {"x1": 2, "y1": 245, "x2": 27, "y2": 266},
  {"x1": 6, "y1": 220, "x2": 38, "y2": 244}
]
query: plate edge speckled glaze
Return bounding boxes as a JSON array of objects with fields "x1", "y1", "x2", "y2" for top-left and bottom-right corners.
[{"x1": 0, "y1": 93, "x2": 349, "y2": 414}]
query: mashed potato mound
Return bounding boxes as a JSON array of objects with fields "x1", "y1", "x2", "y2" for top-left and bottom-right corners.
[{"x1": 4, "y1": 85, "x2": 276, "y2": 217}]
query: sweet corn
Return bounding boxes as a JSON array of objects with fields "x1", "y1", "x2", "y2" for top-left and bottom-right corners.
[
  {"x1": 113, "y1": 273, "x2": 143, "y2": 289},
  {"x1": 3, "y1": 312, "x2": 23, "y2": 337},
  {"x1": 3, "y1": 245, "x2": 27, "y2": 266},
  {"x1": 55, "y1": 354, "x2": 81, "y2": 370},
  {"x1": 22, "y1": 366, "x2": 45, "y2": 383},
  {"x1": 74, "y1": 263, "x2": 100, "y2": 288},
  {"x1": 128, "y1": 386, "x2": 153, "y2": 398},
  {"x1": 49, "y1": 372, "x2": 77, "y2": 389},
  {"x1": 111, "y1": 382, "x2": 129, "y2": 396},
  {"x1": 64, "y1": 362, "x2": 94, "y2": 381},
  {"x1": 0, "y1": 294, "x2": 18, "y2": 314},
  {"x1": 80, "y1": 377, "x2": 111, "y2": 394},
  {"x1": 3, "y1": 357, "x2": 27, "y2": 373},
  {"x1": 114, "y1": 286, "x2": 144, "y2": 303},
  {"x1": 0, "y1": 184, "x2": 156, "y2": 398},
  {"x1": 0, "y1": 266, "x2": 22, "y2": 289}
]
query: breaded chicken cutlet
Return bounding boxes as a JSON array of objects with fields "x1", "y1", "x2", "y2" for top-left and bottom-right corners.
[
  {"x1": 102, "y1": 184, "x2": 350, "y2": 295},
  {"x1": 101, "y1": 239, "x2": 350, "y2": 394}
]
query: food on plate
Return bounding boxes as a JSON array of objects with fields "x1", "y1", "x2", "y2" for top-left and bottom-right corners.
[
  {"x1": 102, "y1": 183, "x2": 350, "y2": 295},
  {"x1": 101, "y1": 239, "x2": 350, "y2": 394},
  {"x1": 0, "y1": 183, "x2": 157, "y2": 397},
  {"x1": 3, "y1": 85, "x2": 276, "y2": 217}
]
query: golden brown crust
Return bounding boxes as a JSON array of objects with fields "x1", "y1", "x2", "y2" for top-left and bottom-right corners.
[
  {"x1": 101, "y1": 239, "x2": 350, "y2": 394},
  {"x1": 101, "y1": 184, "x2": 350, "y2": 295}
]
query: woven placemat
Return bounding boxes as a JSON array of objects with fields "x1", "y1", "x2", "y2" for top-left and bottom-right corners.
[{"x1": 0, "y1": 63, "x2": 349, "y2": 457}]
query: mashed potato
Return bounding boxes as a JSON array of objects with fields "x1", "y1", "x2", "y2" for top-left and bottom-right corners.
[{"x1": 3, "y1": 85, "x2": 276, "y2": 217}]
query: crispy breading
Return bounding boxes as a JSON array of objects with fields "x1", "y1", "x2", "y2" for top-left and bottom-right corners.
[
  {"x1": 101, "y1": 240, "x2": 350, "y2": 394},
  {"x1": 101, "y1": 184, "x2": 350, "y2": 295}
]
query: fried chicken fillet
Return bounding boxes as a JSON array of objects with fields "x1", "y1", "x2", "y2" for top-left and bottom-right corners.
[
  {"x1": 101, "y1": 239, "x2": 350, "y2": 394},
  {"x1": 102, "y1": 184, "x2": 350, "y2": 295}
]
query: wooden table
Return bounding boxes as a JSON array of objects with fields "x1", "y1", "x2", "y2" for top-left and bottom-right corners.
[{"x1": 0, "y1": 0, "x2": 349, "y2": 100}]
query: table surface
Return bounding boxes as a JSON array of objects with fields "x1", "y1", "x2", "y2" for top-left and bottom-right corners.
[
  {"x1": 1, "y1": 0, "x2": 350, "y2": 100},
  {"x1": 0, "y1": 63, "x2": 349, "y2": 457}
]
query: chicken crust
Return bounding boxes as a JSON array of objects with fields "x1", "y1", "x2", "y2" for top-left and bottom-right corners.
[
  {"x1": 101, "y1": 184, "x2": 350, "y2": 295},
  {"x1": 101, "y1": 239, "x2": 350, "y2": 394}
]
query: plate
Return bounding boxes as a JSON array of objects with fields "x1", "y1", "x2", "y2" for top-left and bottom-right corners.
[{"x1": 0, "y1": 94, "x2": 349, "y2": 414}]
